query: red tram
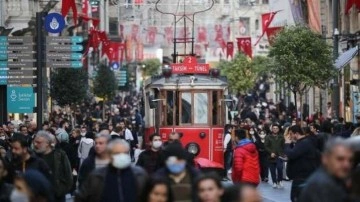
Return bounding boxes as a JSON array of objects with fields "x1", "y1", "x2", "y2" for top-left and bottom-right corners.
[{"x1": 143, "y1": 56, "x2": 230, "y2": 169}]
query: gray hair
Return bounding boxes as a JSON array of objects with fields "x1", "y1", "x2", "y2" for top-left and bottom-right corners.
[
  {"x1": 95, "y1": 133, "x2": 111, "y2": 142},
  {"x1": 106, "y1": 139, "x2": 130, "y2": 153},
  {"x1": 35, "y1": 130, "x2": 56, "y2": 145},
  {"x1": 323, "y1": 137, "x2": 352, "y2": 155}
]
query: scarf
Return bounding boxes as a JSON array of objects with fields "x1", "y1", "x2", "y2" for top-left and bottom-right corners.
[{"x1": 101, "y1": 166, "x2": 137, "y2": 202}]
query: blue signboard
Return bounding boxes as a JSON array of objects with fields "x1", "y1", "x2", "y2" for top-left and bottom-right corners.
[
  {"x1": 44, "y1": 13, "x2": 65, "y2": 33},
  {"x1": 7, "y1": 87, "x2": 35, "y2": 113}
]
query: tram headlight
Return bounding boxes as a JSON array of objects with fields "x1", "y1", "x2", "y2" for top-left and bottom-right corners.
[{"x1": 186, "y1": 142, "x2": 200, "y2": 156}]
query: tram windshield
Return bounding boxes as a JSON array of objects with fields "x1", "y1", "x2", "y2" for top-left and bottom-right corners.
[{"x1": 161, "y1": 90, "x2": 224, "y2": 126}]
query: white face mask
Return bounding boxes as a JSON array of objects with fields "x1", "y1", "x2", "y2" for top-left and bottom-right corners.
[
  {"x1": 10, "y1": 189, "x2": 29, "y2": 202},
  {"x1": 152, "y1": 140, "x2": 162, "y2": 149},
  {"x1": 259, "y1": 134, "x2": 266, "y2": 139},
  {"x1": 80, "y1": 132, "x2": 86, "y2": 137},
  {"x1": 112, "y1": 153, "x2": 131, "y2": 169},
  {"x1": 0, "y1": 136, "x2": 5, "y2": 140},
  {"x1": 249, "y1": 131, "x2": 255, "y2": 135}
]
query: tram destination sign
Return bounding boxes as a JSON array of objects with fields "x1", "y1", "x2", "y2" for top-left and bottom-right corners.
[{"x1": 170, "y1": 56, "x2": 209, "y2": 74}]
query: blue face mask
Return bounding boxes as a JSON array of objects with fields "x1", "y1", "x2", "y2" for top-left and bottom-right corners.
[{"x1": 166, "y1": 162, "x2": 186, "y2": 174}]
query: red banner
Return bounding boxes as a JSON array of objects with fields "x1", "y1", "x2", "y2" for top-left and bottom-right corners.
[
  {"x1": 237, "y1": 37, "x2": 252, "y2": 58},
  {"x1": 81, "y1": 0, "x2": 89, "y2": 15},
  {"x1": 164, "y1": 27, "x2": 173, "y2": 45},
  {"x1": 195, "y1": 44, "x2": 202, "y2": 56},
  {"x1": 254, "y1": 11, "x2": 279, "y2": 45},
  {"x1": 135, "y1": 0, "x2": 143, "y2": 5},
  {"x1": 226, "y1": 42, "x2": 234, "y2": 59},
  {"x1": 266, "y1": 27, "x2": 282, "y2": 45},
  {"x1": 126, "y1": 36, "x2": 133, "y2": 62},
  {"x1": 147, "y1": 27, "x2": 157, "y2": 44},
  {"x1": 215, "y1": 24, "x2": 226, "y2": 50},
  {"x1": 345, "y1": 0, "x2": 360, "y2": 14},
  {"x1": 108, "y1": 42, "x2": 125, "y2": 63},
  {"x1": 136, "y1": 42, "x2": 144, "y2": 61},
  {"x1": 131, "y1": 24, "x2": 140, "y2": 42},
  {"x1": 61, "y1": 0, "x2": 78, "y2": 24},
  {"x1": 197, "y1": 26, "x2": 207, "y2": 43}
]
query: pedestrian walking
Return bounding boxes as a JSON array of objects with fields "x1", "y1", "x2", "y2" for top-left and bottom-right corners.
[
  {"x1": 265, "y1": 124, "x2": 285, "y2": 188},
  {"x1": 78, "y1": 133, "x2": 111, "y2": 187},
  {"x1": 140, "y1": 177, "x2": 173, "y2": 202},
  {"x1": 254, "y1": 129, "x2": 269, "y2": 182},
  {"x1": 156, "y1": 142, "x2": 200, "y2": 202},
  {"x1": 285, "y1": 126, "x2": 320, "y2": 202},
  {"x1": 196, "y1": 173, "x2": 224, "y2": 202},
  {"x1": 11, "y1": 169, "x2": 54, "y2": 202},
  {"x1": 78, "y1": 131, "x2": 95, "y2": 165},
  {"x1": 33, "y1": 131, "x2": 73, "y2": 202},
  {"x1": 232, "y1": 129, "x2": 260, "y2": 186},
  {"x1": 75, "y1": 139, "x2": 148, "y2": 202},
  {"x1": 137, "y1": 133, "x2": 165, "y2": 174},
  {"x1": 299, "y1": 138, "x2": 353, "y2": 202},
  {"x1": 0, "y1": 156, "x2": 12, "y2": 202},
  {"x1": 223, "y1": 124, "x2": 233, "y2": 180}
]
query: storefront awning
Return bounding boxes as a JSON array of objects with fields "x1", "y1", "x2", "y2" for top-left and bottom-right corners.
[{"x1": 334, "y1": 45, "x2": 359, "y2": 70}]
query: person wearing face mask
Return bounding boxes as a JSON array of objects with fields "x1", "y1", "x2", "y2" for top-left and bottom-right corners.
[
  {"x1": 137, "y1": 133, "x2": 165, "y2": 174},
  {"x1": 10, "y1": 169, "x2": 54, "y2": 202},
  {"x1": 155, "y1": 142, "x2": 200, "y2": 202},
  {"x1": 254, "y1": 130, "x2": 269, "y2": 182},
  {"x1": 75, "y1": 139, "x2": 148, "y2": 202},
  {"x1": 78, "y1": 131, "x2": 95, "y2": 166},
  {"x1": 33, "y1": 131, "x2": 73, "y2": 202}
]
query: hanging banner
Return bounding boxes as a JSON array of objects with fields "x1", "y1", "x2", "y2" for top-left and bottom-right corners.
[
  {"x1": 266, "y1": 27, "x2": 283, "y2": 45},
  {"x1": 164, "y1": 27, "x2": 173, "y2": 45},
  {"x1": 197, "y1": 26, "x2": 207, "y2": 44},
  {"x1": 61, "y1": 0, "x2": 78, "y2": 24},
  {"x1": 226, "y1": 42, "x2": 234, "y2": 59},
  {"x1": 237, "y1": 37, "x2": 252, "y2": 58},
  {"x1": 146, "y1": 27, "x2": 157, "y2": 44},
  {"x1": 81, "y1": 0, "x2": 89, "y2": 15},
  {"x1": 254, "y1": 11, "x2": 278, "y2": 45},
  {"x1": 345, "y1": 0, "x2": 360, "y2": 14},
  {"x1": 136, "y1": 42, "x2": 144, "y2": 61},
  {"x1": 307, "y1": 0, "x2": 321, "y2": 33}
]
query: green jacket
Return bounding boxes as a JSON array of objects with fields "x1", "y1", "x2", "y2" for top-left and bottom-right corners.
[
  {"x1": 264, "y1": 134, "x2": 285, "y2": 160},
  {"x1": 43, "y1": 149, "x2": 73, "y2": 198}
]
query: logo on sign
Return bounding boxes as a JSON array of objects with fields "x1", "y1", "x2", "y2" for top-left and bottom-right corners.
[
  {"x1": 44, "y1": 13, "x2": 65, "y2": 33},
  {"x1": 10, "y1": 90, "x2": 16, "y2": 101}
]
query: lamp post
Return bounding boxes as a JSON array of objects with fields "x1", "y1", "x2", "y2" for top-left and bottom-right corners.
[{"x1": 332, "y1": 0, "x2": 340, "y2": 120}]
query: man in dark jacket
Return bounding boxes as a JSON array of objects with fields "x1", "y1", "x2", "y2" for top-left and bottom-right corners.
[
  {"x1": 136, "y1": 133, "x2": 165, "y2": 174},
  {"x1": 10, "y1": 135, "x2": 52, "y2": 180},
  {"x1": 232, "y1": 129, "x2": 260, "y2": 186},
  {"x1": 285, "y1": 126, "x2": 320, "y2": 202},
  {"x1": 264, "y1": 124, "x2": 285, "y2": 188},
  {"x1": 78, "y1": 133, "x2": 111, "y2": 187},
  {"x1": 155, "y1": 142, "x2": 199, "y2": 202},
  {"x1": 299, "y1": 138, "x2": 353, "y2": 202},
  {"x1": 75, "y1": 139, "x2": 148, "y2": 202},
  {"x1": 33, "y1": 130, "x2": 73, "y2": 202}
]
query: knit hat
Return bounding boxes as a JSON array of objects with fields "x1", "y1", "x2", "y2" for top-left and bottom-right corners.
[
  {"x1": 22, "y1": 170, "x2": 53, "y2": 201},
  {"x1": 164, "y1": 142, "x2": 187, "y2": 160}
]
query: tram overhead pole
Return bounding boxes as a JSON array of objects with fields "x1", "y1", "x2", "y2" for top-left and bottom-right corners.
[{"x1": 332, "y1": 0, "x2": 340, "y2": 119}]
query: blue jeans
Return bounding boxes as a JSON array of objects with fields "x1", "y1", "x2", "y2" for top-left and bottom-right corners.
[{"x1": 269, "y1": 158, "x2": 283, "y2": 183}]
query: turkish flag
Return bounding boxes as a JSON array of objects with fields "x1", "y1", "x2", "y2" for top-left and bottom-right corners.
[
  {"x1": 226, "y1": 42, "x2": 234, "y2": 59},
  {"x1": 131, "y1": 24, "x2": 139, "y2": 42},
  {"x1": 164, "y1": 27, "x2": 173, "y2": 45},
  {"x1": 266, "y1": 27, "x2": 282, "y2": 45},
  {"x1": 345, "y1": 0, "x2": 360, "y2": 14},
  {"x1": 135, "y1": 0, "x2": 143, "y2": 5},
  {"x1": 197, "y1": 26, "x2": 207, "y2": 43},
  {"x1": 136, "y1": 42, "x2": 144, "y2": 61},
  {"x1": 237, "y1": 37, "x2": 252, "y2": 58},
  {"x1": 254, "y1": 11, "x2": 279, "y2": 46},
  {"x1": 81, "y1": 0, "x2": 89, "y2": 15},
  {"x1": 147, "y1": 27, "x2": 157, "y2": 44},
  {"x1": 108, "y1": 42, "x2": 125, "y2": 63},
  {"x1": 61, "y1": 0, "x2": 78, "y2": 24}
]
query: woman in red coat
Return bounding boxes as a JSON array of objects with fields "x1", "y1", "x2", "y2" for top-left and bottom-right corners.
[{"x1": 232, "y1": 129, "x2": 260, "y2": 186}]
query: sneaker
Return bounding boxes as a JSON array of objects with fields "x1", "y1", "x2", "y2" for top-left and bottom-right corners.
[
  {"x1": 272, "y1": 183, "x2": 277, "y2": 189},
  {"x1": 277, "y1": 181, "x2": 284, "y2": 189},
  {"x1": 264, "y1": 178, "x2": 269, "y2": 183}
]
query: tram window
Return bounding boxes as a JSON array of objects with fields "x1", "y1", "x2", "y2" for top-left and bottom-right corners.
[
  {"x1": 194, "y1": 93, "x2": 208, "y2": 124},
  {"x1": 212, "y1": 91, "x2": 218, "y2": 125},
  {"x1": 166, "y1": 91, "x2": 174, "y2": 125},
  {"x1": 181, "y1": 93, "x2": 192, "y2": 124}
]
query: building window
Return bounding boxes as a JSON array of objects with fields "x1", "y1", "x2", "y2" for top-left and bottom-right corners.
[
  {"x1": 238, "y1": 0, "x2": 249, "y2": 6},
  {"x1": 255, "y1": 19, "x2": 259, "y2": 30},
  {"x1": 262, "y1": 0, "x2": 269, "y2": 4},
  {"x1": 109, "y1": 18, "x2": 118, "y2": 36}
]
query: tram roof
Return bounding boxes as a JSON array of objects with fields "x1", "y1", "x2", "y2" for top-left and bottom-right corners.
[{"x1": 144, "y1": 74, "x2": 228, "y2": 89}]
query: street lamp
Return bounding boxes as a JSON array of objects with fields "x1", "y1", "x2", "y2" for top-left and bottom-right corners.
[{"x1": 332, "y1": 0, "x2": 340, "y2": 120}]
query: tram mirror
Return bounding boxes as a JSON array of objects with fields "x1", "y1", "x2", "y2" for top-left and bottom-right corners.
[{"x1": 148, "y1": 95, "x2": 157, "y2": 109}]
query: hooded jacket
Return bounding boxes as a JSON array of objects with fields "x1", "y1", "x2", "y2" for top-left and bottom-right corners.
[
  {"x1": 232, "y1": 139, "x2": 260, "y2": 184},
  {"x1": 78, "y1": 138, "x2": 94, "y2": 160}
]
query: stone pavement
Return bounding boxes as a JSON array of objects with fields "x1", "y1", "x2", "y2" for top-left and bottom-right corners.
[{"x1": 259, "y1": 180, "x2": 292, "y2": 202}]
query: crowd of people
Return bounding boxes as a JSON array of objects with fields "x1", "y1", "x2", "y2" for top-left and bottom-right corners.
[
  {"x1": 223, "y1": 93, "x2": 360, "y2": 202},
  {"x1": 0, "y1": 89, "x2": 359, "y2": 202}
]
